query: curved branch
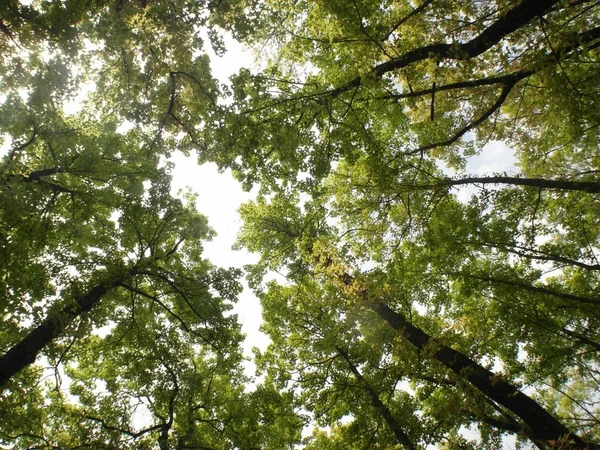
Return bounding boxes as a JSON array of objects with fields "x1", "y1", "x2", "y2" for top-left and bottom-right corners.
[
  {"x1": 85, "y1": 414, "x2": 164, "y2": 439},
  {"x1": 329, "y1": 0, "x2": 561, "y2": 98},
  {"x1": 117, "y1": 282, "x2": 215, "y2": 350},
  {"x1": 382, "y1": 0, "x2": 436, "y2": 43},
  {"x1": 376, "y1": 69, "x2": 536, "y2": 102},
  {"x1": 398, "y1": 176, "x2": 600, "y2": 196},
  {"x1": 7, "y1": 126, "x2": 37, "y2": 160},
  {"x1": 170, "y1": 71, "x2": 216, "y2": 107},
  {"x1": 409, "y1": 79, "x2": 517, "y2": 155}
]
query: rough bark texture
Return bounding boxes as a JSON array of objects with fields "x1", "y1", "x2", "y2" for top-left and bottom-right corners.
[
  {"x1": 0, "y1": 270, "x2": 135, "y2": 387},
  {"x1": 372, "y1": 302, "x2": 596, "y2": 449}
]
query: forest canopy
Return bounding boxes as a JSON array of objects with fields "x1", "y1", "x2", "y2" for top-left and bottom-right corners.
[{"x1": 0, "y1": 0, "x2": 599, "y2": 449}]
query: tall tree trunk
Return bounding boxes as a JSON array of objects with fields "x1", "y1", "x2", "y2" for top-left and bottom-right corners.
[
  {"x1": 0, "y1": 269, "x2": 136, "y2": 387},
  {"x1": 371, "y1": 302, "x2": 595, "y2": 449},
  {"x1": 336, "y1": 346, "x2": 416, "y2": 450}
]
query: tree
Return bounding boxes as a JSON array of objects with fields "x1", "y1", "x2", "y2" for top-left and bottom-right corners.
[
  {"x1": 239, "y1": 189, "x2": 599, "y2": 448},
  {"x1": 0, "y1": 100, "x2": 260, "y2": 445},
  {"x1": 1, "y1": 0, "x2": 600, "y2": 449},
  {"x1": 0, "y1": 1, "x2": 277, "y2": 447},
  {"x1": 226, "y1": 1, "x2": 600, "y2": 447}
]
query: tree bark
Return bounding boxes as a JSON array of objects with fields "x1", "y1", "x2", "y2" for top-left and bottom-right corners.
[
  {"x1": 456, "y1": 273, "x2": 600, "y2": 307},
  {"x1": 331, "y1": 0, "x2": 562, "y2": 97},
  {"x1": 336, "y1": 346, "x2": 416, "y2": 450},
  {"x1": 0, "y1": 269, "x2": 135, "y2": 388},
  {"x1": 464, "y1": 241, "x2": 600, "y2": 272},
  {"x1": 371, "y1": 302, "x2": 595, "y2": 449}
]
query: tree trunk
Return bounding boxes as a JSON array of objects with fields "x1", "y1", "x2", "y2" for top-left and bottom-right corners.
[
  {"x1": 0, "y1": 269, "x2": 135, "y2": 387},
  {"x1": 371, "y1": 302, "x2": 595, "y2": 449},
  {"x1": 440, "y1": 176, "x2": 600, "y2": 194},
  {"x1": 456, "y1": 273, "x2": 600, "y2": 307}
]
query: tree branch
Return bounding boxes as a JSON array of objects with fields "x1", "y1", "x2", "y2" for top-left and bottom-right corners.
[
  {"x1": 371, "y1": 302, "x2": 591, "y2": 449},
  {"x1": 335, "y1": 346, "x2": 416, "y2": 450},
  {"x1": 329, "y1": 0, "x2": 562, "y2": 98},
  {"x1": 455, "y1": 272, "x2": 600, "y2": 306}
]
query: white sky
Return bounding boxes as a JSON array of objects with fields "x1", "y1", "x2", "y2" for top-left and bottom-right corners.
[
  {"x1": 169, "y1": 36, "x2": 270, "y2": 376},
  {"x1": 440, "y1": 140, "x2": 516, "y2": 202},
  {"x1": 170, "y1": 156, "x2": 271, "y2": 370}
]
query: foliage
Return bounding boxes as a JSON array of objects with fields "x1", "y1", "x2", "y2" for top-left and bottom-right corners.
[
  {"x1": 0, "y1": 1, "x2": 304, "y2": 448},
  {"x1": 230, "y1": 0, "x2": 600, "y2": 449},
  {"x1": 1, "y1": 0, "x2": 600, "y2": 449}
]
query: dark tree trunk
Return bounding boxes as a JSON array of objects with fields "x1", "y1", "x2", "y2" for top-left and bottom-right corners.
[
  {"x1": 441, "y1": 176, "x2": 600, "y2": 194},
  {"x1": 371, "y1": 302, "x2": 595, "y2": 449},
  {"x1": 465, "y1": 241, "x2": 600, "y2": 272},
  {"x1": 457, "y1": 273, "x2": 600, "y2": 307},
  {"x1": 0, "y1": 269, "x2": 135, "y2": 387}
]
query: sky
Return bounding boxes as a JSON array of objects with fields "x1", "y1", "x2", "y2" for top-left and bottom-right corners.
[
  {"x1": 169, "y1": 156, "x2": 271, "y2": 370},
  {"x1": 169, "y1": 36, "x2": 271, "y2": 376}
]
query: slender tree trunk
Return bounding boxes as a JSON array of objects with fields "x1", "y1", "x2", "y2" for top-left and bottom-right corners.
[
  {"x1": 371, "y1": 302, "x2": 595, "y2": 449},
  {"x1": 336, "y1": 346, "x2": 416, "y2": 450},
  {"x1": 464, "y1": 240, "x2": 600, "y2": 272},
  {"x1": 0, "y1": 269, "x2": 135, "y2": 387},
  {"x1": 559, "y1": 328, "x2": 600, "y2": 351}
]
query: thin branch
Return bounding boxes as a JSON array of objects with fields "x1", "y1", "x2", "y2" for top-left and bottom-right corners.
[
  {"x1": 465, "y1": 240, "x2": 600, "y2": 271},
  {"x1": 407, "y1": 79, "x2": 517, "y2": 156},
  {"x1": 381, "y1": 0, "x2": 436, "y2": 43},
  {"x1": 85, "y1": 414, "x2": 163, "y2": 439}
]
